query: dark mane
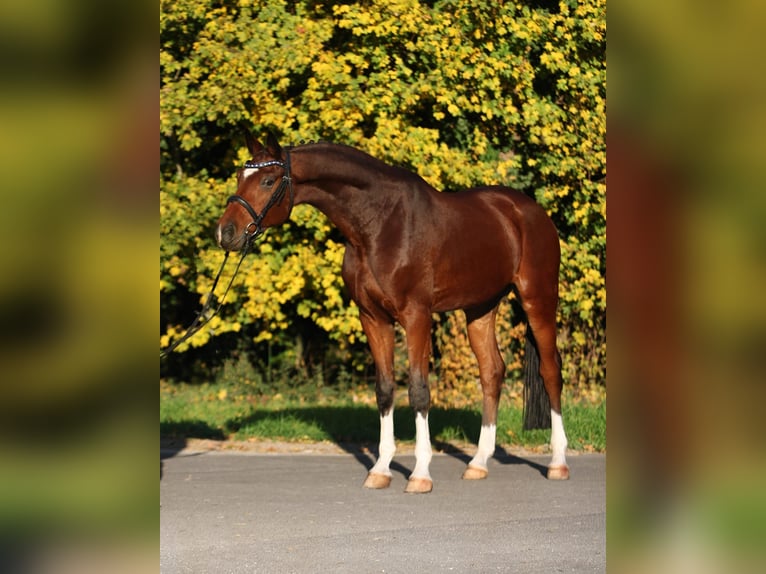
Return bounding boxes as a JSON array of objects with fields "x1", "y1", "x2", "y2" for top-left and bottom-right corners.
[{"x1": 293, "y1": 141, "x2": 430, "y2": 190}]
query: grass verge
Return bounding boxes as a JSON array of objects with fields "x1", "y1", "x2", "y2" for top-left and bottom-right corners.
[{"x1": 160, "y1": 380, "x2": 605, "y2": 452}]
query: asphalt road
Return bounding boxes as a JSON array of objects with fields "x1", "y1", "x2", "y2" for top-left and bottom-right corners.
[{"x1": 160, "y1": 446, "x2": 605, "y2": 573}]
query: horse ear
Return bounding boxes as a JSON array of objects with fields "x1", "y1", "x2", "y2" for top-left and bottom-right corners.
[
  {"x1": 244, "y1": 130, "x2": 262, "y2": 156},
  {"x1": 265, "y1": 132, "x2": 282, "y2": 158}
]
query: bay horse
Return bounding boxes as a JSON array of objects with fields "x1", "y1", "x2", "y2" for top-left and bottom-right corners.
[{"x1": 216, "y1": 134, "x2": 569, "y2": 493}]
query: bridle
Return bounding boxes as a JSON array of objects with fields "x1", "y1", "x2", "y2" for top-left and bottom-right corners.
[{"x1": 226, "y1": 149, "x2": 294, "y2": 245}]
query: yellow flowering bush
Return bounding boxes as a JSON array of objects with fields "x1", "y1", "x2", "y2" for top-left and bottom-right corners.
[{"x1": 161, "y1": 0, "x2": 606, "y2": 392}]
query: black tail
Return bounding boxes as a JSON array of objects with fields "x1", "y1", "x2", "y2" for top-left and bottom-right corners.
[{"x1": 523, "y1": 325, "x2": 551, "y2": 430}]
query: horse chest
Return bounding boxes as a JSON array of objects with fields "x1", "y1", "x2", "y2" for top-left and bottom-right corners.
[{"x1": 341, "y1": 248, "x2": 402, "y2": 319}]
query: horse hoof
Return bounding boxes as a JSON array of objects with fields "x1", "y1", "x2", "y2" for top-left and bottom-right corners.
[
  {"x1": 462, "y1": 465, "x2": 488, "y2": 480},
  {"x1": 547, "y1": 465, "x2": 570, "y2": 480},
  {"x1": 363, "y1": 472, "x2": 392, "y2": 489},
  {"x1": 404, "y1": 477, "x2": 433, "y2": 494}
]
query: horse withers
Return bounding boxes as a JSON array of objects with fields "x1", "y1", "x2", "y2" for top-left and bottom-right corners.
[{"x1": 216, "y1": 134, "x2": 569, "y2": 493}]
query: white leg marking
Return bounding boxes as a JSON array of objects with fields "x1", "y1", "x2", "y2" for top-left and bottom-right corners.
[
  {"x1": 468, "y1": 424, "x2": 497, "y2": 470},
  {"x1": 369, "y1": 408, "x2": 396, "y2": 477},
  {"x1": 410, "y1": 412, "x2": 433, "y2": 480},
  {"x1": 550, "y1": 409, "x2": 568, "y2": 468}
]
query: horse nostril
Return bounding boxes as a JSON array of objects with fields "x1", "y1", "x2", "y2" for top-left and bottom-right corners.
[{"x1": 216, "y1": 222, "x2": 236, "y2": 247}]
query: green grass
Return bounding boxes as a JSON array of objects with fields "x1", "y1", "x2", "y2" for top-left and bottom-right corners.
[{"x1": 160, "y1": 381, "x2": 605, "y2": 452}]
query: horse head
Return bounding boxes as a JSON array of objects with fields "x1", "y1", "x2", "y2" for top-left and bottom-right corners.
[{"x1": 216, "y1": 132, "x2": 293, "y2": 251}]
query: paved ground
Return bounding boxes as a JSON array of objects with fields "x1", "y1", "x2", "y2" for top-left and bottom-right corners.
[{"x1": 161, "y1": 446, "x2": 605, "y2": 573}]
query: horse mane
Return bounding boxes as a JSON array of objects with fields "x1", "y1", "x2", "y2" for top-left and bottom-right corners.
[
  {"x1": 290, "y1": 140, "x2": 429, "y2": 191},
  {"x1": 288, "y1": 139, "x2": 331, "y2": 148}
]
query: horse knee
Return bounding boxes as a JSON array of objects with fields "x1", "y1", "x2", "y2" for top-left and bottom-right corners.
[
  {"x1": 408, "y1": 378, "x2": 430, "y2": 414},
  {"x1": 376, "y1": 378, "x2": 395, "y2": 414}
]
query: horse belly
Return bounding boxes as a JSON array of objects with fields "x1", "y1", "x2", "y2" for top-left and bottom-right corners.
[{"x1": 431, "y1": 257, "x2": 514, "y2": 312}]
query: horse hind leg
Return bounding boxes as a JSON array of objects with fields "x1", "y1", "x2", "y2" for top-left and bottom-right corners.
[
  {"x1": 462, "y1": 305, "x2": 504, "y2": 480},
  {"x1": 522, "y1": 297, "x2": 570, "y2": 480}
]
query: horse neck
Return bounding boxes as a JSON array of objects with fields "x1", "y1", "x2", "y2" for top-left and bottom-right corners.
[{"x1": 290, "y1": 144, "x2": 408, "y2": 245}]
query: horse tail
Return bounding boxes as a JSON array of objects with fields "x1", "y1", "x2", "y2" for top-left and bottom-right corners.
[{"x1": 522, "y1": 324, "x2": 552, "y2": 430}]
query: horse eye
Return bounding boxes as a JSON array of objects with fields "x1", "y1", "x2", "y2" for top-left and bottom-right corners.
[{"x1": 262, "y1": 177, "x2": 275, "y2": 188}]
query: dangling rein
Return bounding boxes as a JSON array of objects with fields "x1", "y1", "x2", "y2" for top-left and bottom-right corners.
[{"x1": 159, "y1": 243, "x2": 251, "y2": 358}]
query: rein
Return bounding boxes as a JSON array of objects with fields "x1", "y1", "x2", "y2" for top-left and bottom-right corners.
[
  {"x1": 226, "y1": 150, "x2": 294, "y2": 245},
  {"x1": 160, "y1": 242, "x2": 251, "y2": 358},
  {"x1": 161, "y1": 150, "x2": 295, "y2": 358}
]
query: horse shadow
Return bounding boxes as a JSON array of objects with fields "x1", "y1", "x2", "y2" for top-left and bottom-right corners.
[
  {"x1": 430, "y1": 441, "x2": 549, "y2": 479},
  {"x1": 160, "y1": 421, "x2": 225, "y2": 479},
  {"x1": 215, "y1": 405, "x2": 547, "y2": 480}
]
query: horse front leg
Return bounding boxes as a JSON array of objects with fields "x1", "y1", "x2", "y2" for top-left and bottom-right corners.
[
  {"x1": 359, "y1": 314, "x2": 397, "y2": 489},
  {"x1": 402, "y1": 311, "x2": 434, "y2": 494}
]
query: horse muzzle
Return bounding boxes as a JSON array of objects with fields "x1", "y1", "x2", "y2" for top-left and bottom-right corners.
[{"x1": 216, "y1": 221, "x2": 246, "y2": 252}]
